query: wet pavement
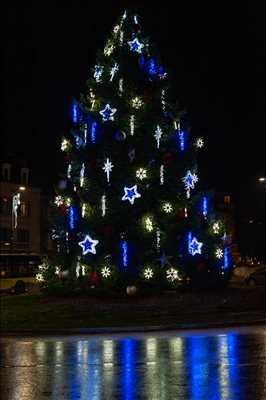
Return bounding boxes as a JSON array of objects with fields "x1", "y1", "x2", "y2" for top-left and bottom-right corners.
[{"x1": 1, "y1": 326, "x2": 266, "y2": 399}]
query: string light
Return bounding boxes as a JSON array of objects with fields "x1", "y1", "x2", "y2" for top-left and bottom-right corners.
[
  {"x1": 136, "y1": 168, "x2": 147, "y2": 180},
  {"x1": 130, "y1": 115, "x2": 135, "y2": 135},
  {"x1": 101, "y1": 195, "x2": 106, "y2": 216},
  {"x1": 154, "y1": 125, "x2": 163, "y2": 149},
  {"x1": 160, "y1": 165, "x2": 164, "y2": 185}
]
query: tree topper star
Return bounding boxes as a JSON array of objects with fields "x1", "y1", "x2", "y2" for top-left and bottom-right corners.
[
  {"x1": 78, "y1": 234, "x2": 99, "y2": 255},
  {"x1": 122, "y1": 185, "x2": 141, "y2": 205}
]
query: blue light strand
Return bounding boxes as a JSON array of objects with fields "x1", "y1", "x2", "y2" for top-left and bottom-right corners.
[
  {"x1": 223, "y1": 247, "x2": 229, "y2": 269},
  {"x1": 72, "y1": 101, "x2": 79, "y2": 124},
  {"x1": 188, "y1": 232, "x2": 192, "y2": 254},
  {"x1": 178, "y1": 130, "x2": 185, "y2": 151},
  {"x1": 91, "y1": 121, "x2": 97, "y2": 143},
  {"x1": 68, "y1": 206, "x2": 75, "y2": 230},
  {"x1": 202, "y1": 196, "x2": 208, "y2": 217},
  {"x1": 121, "y1": 240, "x2": 128, "y2": 267}
]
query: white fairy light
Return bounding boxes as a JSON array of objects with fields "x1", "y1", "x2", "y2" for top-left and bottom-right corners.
[
  {"x1": 161, "y1": 89, "x2": 166, "y2": 111},
  {"x1": 36, "y1": 273, "x2": 44, "y2": 282},
  {"x1": 196, "y1": 137, "x2": 204, "y2": 148},
  {"x1": 80, "y1": 163, "x2": 85, "y2": 187},
  {"x1": 130, "y1": 115, "x2": 135, "y2": 135},
  {"x1": 67, "y1": 163, "x2": 72, "y2": 179},
  {"x1": 101, "y1": 195, "x2": 106, "y2": 217},
  {"x1": 61, "y1": 138, "x2": 69, "y2": 151},
  {"x1": 216, "y1": 248, "x2": 224, "y2": 259},
  {"x1": 143, "y1": 267, "x2": 154, "y2": 280},
  {"x1": 156, "y1": 228, "x2": 161, "y2": 251},
  {"x1": 84, "y1": 123, "x2": 87, "y2": 145},
  {"x1": 160, "y1": 165, "x2": 164, "y2": 185},
  {"x1": 101, "y1": 266, "x2": 111, "y2": 278},
  {"x1": 131, "y1": 97, "x2": 143, "y2": 109},
  {"x1": 94, "y1": 65, "x2": 103, "y2": 82},
  {"x1": 173, "y1": 120, "x2": 178, "y2": 130},
  {"x1": 136, "y1": 168, "x2": 147, "y2": 180},
  {"x1": 104, "y1": 41, "x2": 114, "y2": 56},
  {"x1": 162, "y1": 202, "x2": 173, "y2": 213},
  {"x1": 184, "y1": 207, "x2": 188, "y2": 218},
  {"x1": 166, "y1": 268, "x2": 180, "y2": 282},
  {"x1": 89, "y1": 89, "x2": 96, "y2": 110},
  {"x1": 213, "y1": 222, "x2": 220, "y2": 234},
  {"x1": 154, "y1": 125, "x2": 163, "y2": 149},
  {"x1": 145, "y1": 217, "x2": 153, "y2": 232},
  {"x1": 119, "y1": 30, "x2": 124, "y2": 46},
  {"x1": 55, "y1": 266, "x2": 60, "y2": 275},
  {"x1": 102, "y1": 158, "x2": 114, "y2": 183},
  {"x1": 110, "y1": 63, "x2": 119, "y2": 81},
  {"x1": 134, "y1": 15, "x2": 139, "y2": 24},
  {"x1": 66, "y1": 198, "x2": 71, "y2": 206},
  {"x1": 55, "y1": 195, "x2": 64, "y2": 207},
  {"x1": 113, "y1": 25, "x2": 120, "y2": 34}
]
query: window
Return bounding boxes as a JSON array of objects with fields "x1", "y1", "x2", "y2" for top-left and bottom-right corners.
[
  {"x1": 0, "y1": 228, "x2": 12, "y2": 242},
  {"x1": 17, "y1": 229, "x2": 30, "y2": 243}
]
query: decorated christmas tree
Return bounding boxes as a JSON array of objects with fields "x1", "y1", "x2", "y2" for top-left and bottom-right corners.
[{"x1": 40, "y1": 9, "x2": 233, "y2": 291}]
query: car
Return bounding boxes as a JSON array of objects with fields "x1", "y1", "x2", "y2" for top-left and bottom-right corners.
[{"x1": 245, "y1": 267, "x2": 266, "y2": 286}]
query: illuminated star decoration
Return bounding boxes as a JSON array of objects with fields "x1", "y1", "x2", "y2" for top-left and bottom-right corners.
[
  {"x1": 162, "y1": 202, "x2": 173, "y2": 213},
  {"x1": 136, "y1": 168, "x2": 147, "y2": 180},
  {"x1": 145, "y1": 217, "x2": 153, "y2": 232},
  {"x1": 189, "y1": 237, "x2": 203, "y2": 256},
  {"x1": 128, "y1": 37, "x2": 144, "y2": 53},
  {"x1": 78, "y1": 234, "x2": 99, "y2": 255},
  {"x1": 99, "y1": 104, "x2": 117, "y2": 122},
  {"x1": 61, "y1": 138, "x2": 69, "y2": 151},
  {"x1": 132, "y1": 96, "x2": 143, "y2": 109},
  {"x1": 213, "y1": 222, "x2": 220, "y2": 234},
  {"x1": 36, "y1": 273, "x2": 44, "y2": 282},
  {"x1": 216, "y1": 248, "x2": 224, "y2": 259},
  {"x1": 54, "y1": 195, "x2": 64, "y2": 207},
  {"x1": 154, "y1": 125, "x2": 163, "y2": 149},
  {"x1": 143, "y1": 267, "x2": 154, "y2": 280},
  {"x1": 166, "y1": 268, "x2": 180, "y2": 282},
  {"x1": 101, "y1": 266, "x2": 111, "y2": 278},
  {"x1": 122, "y1": 185, "x2": 141, "y2": 205},
  {"x1": 102, "y1": 158, "x2": 114, "y2": 183},
  {"x1": 110, "y1": 63, "x2": 119, "y2": 81},
  {"x1": 182, "y1": 170, "x2": 198, "y2": 198},
  {"x1": 196, "y1": 137, "x2": 204, "y2": 148}
]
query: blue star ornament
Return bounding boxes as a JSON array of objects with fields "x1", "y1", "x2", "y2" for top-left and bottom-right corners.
[
  {"x1": 183, "y1": 170, "x2": 198, "y2": 190},
  {"x1": 99, "y1": 104, "x2": 117, "y2": 122},
  {"x1": 122, "y1": 185, "x2": 141, "y2": 205},
  {"x1": 78, "y1": 234, "x2": 99, "y2": 255},
  {"x1": 189, "y1": 237, "x2": 203, "y2": 256},
  {"x1": 128, "y1": 38, "x2": 144, "y2": 53}
]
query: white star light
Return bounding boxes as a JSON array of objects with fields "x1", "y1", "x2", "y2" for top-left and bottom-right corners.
[
  {"x1": 122, "y1": 185, "x2": 141, "y2": 205},
  {"x1": 99, "y1": 104, "x2": 117, "y2": 122},
  {"x1": 154, "y1": 125, "x2": 163, "y2": 149},
  {"x1": 101, "y1": 266, "x2": 111, "y2": 278},
  {"x1": 94, "y1": 65, "x2": 103, "y2": 82},
  {"x1": 162, "y1": 202, "x2": 173, "y2": 213},
  {"x1": 216, "y1": 248, "x2": 224, "y2": 259},
  {"x1": 102, "y1": 158, "x2": 114, "y2": 183},
  {"x1": 131, "y1": 97, "x2": 143, "y2": 109},
  {"x1": 189, "y1": 237, "x2": 203, "y2": 256},
  {"x1": 54, "y1": 195, "x2": 64, "y2": 207},
  {"x1": 110, "y1": 63, "x2": 119, "y2": 81},
  {"x1": 213, "y1": 222, "x2": 220, "y2": 234},
  {"x1": 136, "y1": 168, "x2": 147, "y2": 180},
  {"x1": 61, "y1": 138, "x2": 69, "y2": 151},
  {"x1": 128, "y1": 37, "x2": 144, "y2": 53},
  {"x1": 145, "y1": 217, "x2": 153, "y2": 232},
  {"x1": 36, "y1": 273, "x2": 44, "y2": 282},
  {"x1": 113, "y1": 25, "x2": 120, "y2": 34},
  {"x1": 166, "y1": 268, "x2": 180, "y2": 282},
  {"x1": 196, "y1": 137, "x2": 204, "y2": 148},
  {"x1": 143, "y1": 267, "x2": 154, "y2": 280},
  {"x1": 78, "y1": 234, "x2": 99, "y2": 255},
  {"x1": 183, "y1": 170, "x2": 198, "y2": 198}
]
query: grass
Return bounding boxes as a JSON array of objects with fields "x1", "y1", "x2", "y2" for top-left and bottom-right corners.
[{"x1": 1, "y1": 287, "x2": 266, "y2": 332}]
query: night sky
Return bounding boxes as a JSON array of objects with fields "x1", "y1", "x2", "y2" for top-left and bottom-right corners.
[{"x1": 3, "y1": 2, "x2": 266, "y2": 228}]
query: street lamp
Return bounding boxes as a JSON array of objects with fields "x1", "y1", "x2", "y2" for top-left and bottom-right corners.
[{"x1": 258, "y1": 177, "x2": 266, "y2": 182}]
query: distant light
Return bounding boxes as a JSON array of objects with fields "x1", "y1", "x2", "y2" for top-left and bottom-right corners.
[
  {"x1": 259, "y1": 177, "x2": 266, "y2": 182},
  {"x1": 4, "y1": 242, "x2": 11, "y2": 246},
  {"x1": 19, "y1": 186, "x2": 26, "y2": 191}
]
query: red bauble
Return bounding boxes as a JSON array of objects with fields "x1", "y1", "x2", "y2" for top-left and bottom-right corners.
[
  {"x1": 163, "y1": 152, "x2": 173, "y2": 165},
  {"x1": 90, "y1": 270, "x2": 100, "y2": 286}
]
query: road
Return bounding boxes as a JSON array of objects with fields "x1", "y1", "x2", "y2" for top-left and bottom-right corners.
[{"x1": 1, "y1": 326, "x2": 266, "y2": 399}]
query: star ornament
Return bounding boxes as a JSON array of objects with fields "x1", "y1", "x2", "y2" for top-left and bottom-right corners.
[
  {"x1": 122, "y1": 185, "x2": 141, "y2": 205},
  {"x1": 183, "y1": 170, "x2": 198, "y2": 191},
  {"x1": 78, "y1": 234, "x2": 99, "y2": 255},
  {"x1": 143, "y1": 267, "x2": 154, "y2": 280},
  {"x1": 102, "y1": 158, "x2": 114, "y2": 182},
  {"x1": 101, "y1": 266, "x2": 111, "y2": 278},
  {"x1": 99, "y1": 104, "x2": 117, "y2": 122},
  {"x1": 154, "y1": 125, "x2": 163, "y2": 149},
  {"x1": 128, "y1": 37, "x2": 144, "y2": 53},
  {"x1": 215, "y1": 248, "x2": 224, "y2": 259},
  {"x1": 189, "y1": 237, "x2": 203, "y2": 256},
  {"x1": 166, "y1": 268, "x2": 180, "y2": 282}
]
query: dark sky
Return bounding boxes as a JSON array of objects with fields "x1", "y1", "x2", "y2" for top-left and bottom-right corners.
[{"x1": 3, "y1": 1, "x2": 266, "y2": 209}]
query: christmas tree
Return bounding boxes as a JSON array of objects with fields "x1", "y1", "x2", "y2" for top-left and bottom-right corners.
[{"x1": 40, "y1": 9, "x2": 233, "y2": 291}]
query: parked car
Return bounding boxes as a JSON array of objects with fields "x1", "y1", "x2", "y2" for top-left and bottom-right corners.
[{"x1": 245, "y1": 267, "x2": 266, "y2": 286}]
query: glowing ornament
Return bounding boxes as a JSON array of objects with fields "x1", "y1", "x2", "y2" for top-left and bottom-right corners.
[
  {"x1": 110, "y1": 63, "x2": 119, "y2": 81},
  {"x1": 128, "y1": 37, "x2": 144, "y2": 53},
  {"x1": 84, "y1": 123, "x2": 88, "y2": 145},
  {"x1": 161, "y1": 89, "x2": 166, "y2": 111},
  {"x1": 72, "y1": 101, "x2": 79, "y2": 123},
  {"x1": 145, "y1": 217, "x2": 153, "y2": 232},
  {"x1": 173, "y1": 120, "x2": 178, "y2": 130},
  {"x1": 101, "y1": 195, "x2": 106, "y2": 216},
  {"x1": 101, "y1": 266, "x2": 111, "y2": 278},
  {"x1": 202, "y1": 196, "x2": 208, "y2": 217},
  {"x1": 154, "y1": 125, "x2": 163, "y2": 149},
  {"x1": 136, "y1": 168, "x2": 147, "y2": 180},
  {"x1": 178, "y1": 129, "x2": 185, "y2": 151},
  {"x1": 89, "y1": 88, "x2": 96, "y2": 110},
  {"x1": 55, "y1": 195, "x2": 64, "y2": 207},
  {"x1": 166, "y1": 268, "x2": 180, "y2": 282},
  {"x1": 75, "y1": 135, "x2": 83, "y2": 148},
  {"x1": 143, "y1": 267, "x2": 154, "y2": 280},
  {"x1": 119, "y1": 78, "x2": 123, "y2": 95},
  {"x1": 122, "y1": 185, "x2": 141, "y2": 205},
  {"x1": 81, "y1": 203, "x2": 86, "y2": 218},
  {"x1": 196, "y1": 137, "x2": 204, "y2": 148},
  {"x1": 104, "y1": 41, "x2": 114, "y2": 56},
  {"x1": 130, "y1": 115, "x2": 135, "y2": 135},
  {"x1": 113, "y1": 25, "x2": 120, "y2": 34},
  {"x1": 61, "y1": 138, "x2": 70, "y2": 151},
  {"x1": 80, "y1": 163, "x2": 85, "y2": 187},
  {"x1": 102, "y1": 158, "x2": 114, "y2": 183},
  {"x1": 156, "y1": 228, "x2": 161, "y2": 251},
  {"x1": 134, "y1": 15, "x2": 139, "y2": 24},
  {"x1": 78, "y1": 234, "x2": 99, "y2": 255},
  {"x1": 131, "y1": 96, "x2": 143, "y2": 109},
  {"x1": 94, "y1": 65, "x2": 103, "y2": 82},
  {"x1": 122, "y1": 10, "x2": 127, "y2": 20},
  {"x1": 36, "y1": 273, "x2": 44, "y2": 282},
  {"x1": 183, "y1": 170, "x2": 198, "y2": 198},
  {"x1": 216, "y1": 248, "x2": 224, "y2": 259},
  {"x1": 184, "y1": 207, "x2": 188, "y2": 218},
  {"x1": 213, "y1": 222, "x2": 220, "y2": 234},
  {"x1": 189, "y1": 236, "x2": 203, "y2": 256},
  {"x1": 99, "y1": 104, "x2": 117, "y2": 122},
  {"x1": 66, "y1": 198, "x2": 71, "y2": 207},
  {"x1": 162, "y1": 202, "x2": 173, "y2": 213},
  {"x1": 160, "y1": 165, "x2": 164, "y2": 185},
  {"x1": 55, "y1": 266, "x2": 60, "y2": 275},
  {"x1": 67, "y1": 163, "x2": 72, "y2": 179},
  {"x1": 119, "y1": 30, "x2": 124, "y2": 46}
]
